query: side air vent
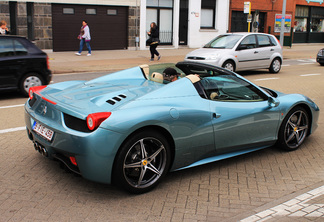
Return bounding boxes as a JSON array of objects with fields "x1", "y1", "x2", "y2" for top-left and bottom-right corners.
[{"x1": 106, "y1": 94, "x2": 127, "y2": 105}]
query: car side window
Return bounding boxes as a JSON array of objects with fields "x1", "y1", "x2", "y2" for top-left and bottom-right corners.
[
  {"x1": 0, "y1": 39, "x2": 15, "y2": 57},
  {"x1": 200, "y1": 76, "x2": 267, "y2": 102},
  {"x1": 14, "y1": 40, "x2": 28, "y2": 56},
  {"x1": 257, "y1": 35, "x2": 272, "y2": 47},
  {"x1": 238, "y1": 35, "x2": 257, "y2": 50}
]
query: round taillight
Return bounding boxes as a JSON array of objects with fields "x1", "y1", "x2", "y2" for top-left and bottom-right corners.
[
  {"x1": 29, "y1": 85, "x2": 47, "y2": 100},
  {"x1": 86, "y1": 112, "x2": 111, "y2": 131}
]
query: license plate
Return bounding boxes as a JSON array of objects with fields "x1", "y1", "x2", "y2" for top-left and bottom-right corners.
[{"x1": 32, "y1": 121, "x2": 54, "y2": 141}]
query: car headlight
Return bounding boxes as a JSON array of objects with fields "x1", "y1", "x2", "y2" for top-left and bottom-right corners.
[{"x1": 318, "y1": 49, "x2": 323, "y2": 56}]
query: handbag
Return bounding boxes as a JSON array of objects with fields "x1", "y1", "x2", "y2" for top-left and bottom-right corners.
[{"x1": 146, "y1": 38, "x2": 152, "y2": 45}]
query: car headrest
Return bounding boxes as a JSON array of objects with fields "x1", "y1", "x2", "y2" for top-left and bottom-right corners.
[
  {"x1": 151, "y1": 72, "x2": 163, "y2": 83},
  {"x1": 210, "y1": 92, "x2": 219, "y2": 100},
  {"x1": 186, "y1": 74, "x2": 200, "y2": 83},
  {"x1": 139, "y1": 64, "x2": 149, "y2": 79}
]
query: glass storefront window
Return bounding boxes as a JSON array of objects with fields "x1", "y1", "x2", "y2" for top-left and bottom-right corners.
[
  {"x1": 311, "y1": 18, "x2": 324, "y2": 32},
  {"x1": 295, "y1": 18, "x2": 307, "y2": 32}
]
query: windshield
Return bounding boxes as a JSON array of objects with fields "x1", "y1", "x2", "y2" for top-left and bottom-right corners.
[{"x1": 203, "y1": 34, "x2": 243, "y2": 49}]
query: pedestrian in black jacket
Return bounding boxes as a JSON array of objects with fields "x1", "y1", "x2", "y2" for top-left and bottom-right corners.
[{"x1": 147, "y1": 22, "x2": 161, "y2": 61}]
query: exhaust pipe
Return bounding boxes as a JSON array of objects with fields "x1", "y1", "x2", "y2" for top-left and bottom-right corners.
[{"x1": 33, "y1": 142, "x2": 48, "y2": 157}]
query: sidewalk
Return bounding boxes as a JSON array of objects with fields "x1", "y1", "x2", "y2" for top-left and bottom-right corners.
[{"x1": 48, "y1": 43, "x2": 324, "y2": 74}]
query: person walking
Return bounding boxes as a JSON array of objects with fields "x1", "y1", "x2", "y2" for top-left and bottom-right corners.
[
  {"x1": 75, "y1": 20, "x2": 91, "y2": 56},
  {"x1": 0, "y1": 20, "x2": 10, "y2": 35},
  {"x1": 147, "y1": 22, "x2": 161, "y2": 61}
]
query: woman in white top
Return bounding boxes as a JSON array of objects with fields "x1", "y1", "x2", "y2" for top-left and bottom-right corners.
[{"x1": 75, "y1": 20, "x2": 91, "y2": 56}]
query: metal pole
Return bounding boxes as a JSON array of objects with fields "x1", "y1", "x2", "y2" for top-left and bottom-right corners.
[{"x1": 280, "y1": 0, "x2": 287, "y2": 46}]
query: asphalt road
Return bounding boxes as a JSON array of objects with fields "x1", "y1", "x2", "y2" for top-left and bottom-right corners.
[{"x1": 0, "y1": 60, "x2": 323, "y2": 221}]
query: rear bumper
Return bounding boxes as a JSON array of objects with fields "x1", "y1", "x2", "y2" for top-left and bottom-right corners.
[{"x1": 24, "y1": 105, "x2": 124, "y2": 184}]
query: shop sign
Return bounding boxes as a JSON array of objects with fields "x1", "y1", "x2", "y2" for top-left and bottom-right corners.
[
  {"x1": 306, "y1": 0, "x2": 323, "y2": 4},
  {"x1": 274, "y1": 14, "x2": 292, "y2": 32}
]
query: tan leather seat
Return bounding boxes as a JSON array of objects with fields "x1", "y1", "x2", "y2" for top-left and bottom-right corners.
[
  {"x1": 151, "y1": 72, "x2": 164, "y2": 83},
  {"x1": 210, "y1": 92, "x2": 219, "y2": 100},
  {"x1": 185, "y1": 74, "x2": 200, "y2": 83},
  {"x1": 139, "y1": 64, "x2": 149, "y2": 79}
]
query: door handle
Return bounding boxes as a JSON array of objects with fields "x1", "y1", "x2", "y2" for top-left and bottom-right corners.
[
  {"x1": 254, "y1": 51, "x2": 259, "y2": 54},
  {"x1": 270, "y1": 48, "x2": 274, "y2": 51},
  {"x1": 213, "y1": 113, "x2": 221, "y2": 119}
]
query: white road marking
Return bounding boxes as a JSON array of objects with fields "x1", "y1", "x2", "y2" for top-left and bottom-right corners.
[
  {"x1": 254, "y1": 78, "x2": 280, "y2": 81},
  {"x1": 0, "y1": 126, "x2": 26, "y2": 134},
  {"x1": 0, "y1": 104, "x2": 24, "y2": 109},
  {"x1": 298, "y1": 63, "x2": 315, "y2": 65},
  {"x1": 282, "y1": 64, "x2": 291, "y2": 67},
  {"x1": 300, "y1": 74, "x2": 321, "y2": 77}
]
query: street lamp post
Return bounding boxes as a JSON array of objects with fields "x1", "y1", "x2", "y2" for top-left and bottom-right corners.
[{"x1": 280, "y1": 0, "x2": 287, "y2": 46}]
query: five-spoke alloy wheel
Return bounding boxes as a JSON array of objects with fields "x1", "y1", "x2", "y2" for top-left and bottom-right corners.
[
  {"x1": 278, "y1": 107, "x2": 309, "y2": 151},
  {"x1": 113, "y1": 130, "x2": 171, "y2": 194}
]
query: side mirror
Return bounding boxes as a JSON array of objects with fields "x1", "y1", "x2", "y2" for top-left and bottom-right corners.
[
  {"x1": 237, "y1": 45, "x2": 248, "y2": 50},
  {"x1": 268, "y1": 97, "x2": 280, "y2": 108}
]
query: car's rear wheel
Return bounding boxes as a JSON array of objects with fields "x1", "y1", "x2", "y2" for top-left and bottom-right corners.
[
  {"x1": 113, "y1": 130, "x2": 171, "y2": 194},
  {"x1": 222, "y1": 60, "x2": 235, "y2": 72},
  {"x1": 277, "y1": 106, "x2": 309, "y2": 151},
  {"x1": 269, "y1": 58, "x2": 281, "y2": 73},
  {"x1": 19, "y1": 73, "x2": 44, "y2": 97}
]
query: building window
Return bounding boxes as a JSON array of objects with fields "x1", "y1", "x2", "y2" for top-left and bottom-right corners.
[
  {"x1": 107, "y1": 9, "x2": 117, "y2": 15},
  {"x1": 201, "y1": 0, "x2": 216, "y2": 29},
  {"x1": 86, "y1": 9, "x2": 96, "y2": 15},
  {"x1": 295, "y1": 6, "x2": 308, "y2": 32},
  {"x1": 63, "y1": 8, "x2": 74, "y2": 14}
]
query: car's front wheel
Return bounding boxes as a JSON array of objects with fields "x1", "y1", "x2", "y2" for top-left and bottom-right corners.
[
  {"x1": 222, "y1": 60, "x2": 235, "y2": 72},
  {"x1": 269, "y1": 58, "x2": 281, "y2": 73},
  {"x1": 277, "y1": 106, "x2": 309, "y2": 151},
  {"x1": 113, "y1": 130, "x2": 171, "y2": 194},
  {"x1": 19, "y1": 73, "x2": 44, "y2": 97}
]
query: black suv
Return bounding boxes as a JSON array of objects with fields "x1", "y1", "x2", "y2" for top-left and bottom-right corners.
[{"x1": 0, "y1": 35, "x2": 52, "y2": 96}]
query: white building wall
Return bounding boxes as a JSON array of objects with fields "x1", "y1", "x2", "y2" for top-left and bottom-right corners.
[
  {"x1": 187, "y1": 0, "x2": 229, "y2": 48},
  {"x1": 139, "y1": 0, "x2": 230, "y2": 50}
]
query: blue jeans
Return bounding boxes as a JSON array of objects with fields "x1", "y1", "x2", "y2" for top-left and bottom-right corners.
[{"x1": 78, "y1": 38, "x2": 91, "y2": 54}]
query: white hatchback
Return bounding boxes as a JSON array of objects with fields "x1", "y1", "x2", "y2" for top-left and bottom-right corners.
[{"x1": 185, "y1": 32, "x2": 283, "y2": 73}]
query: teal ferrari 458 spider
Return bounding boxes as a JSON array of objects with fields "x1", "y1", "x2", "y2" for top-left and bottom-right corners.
[{"x1": 24, "y1": 62, "x2": 319, "y2": 193}]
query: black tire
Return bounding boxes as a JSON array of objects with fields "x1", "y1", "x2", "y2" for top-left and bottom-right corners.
[
  {"x1": 222, "y1": 60, "x2": 235, "y2": 72},
  {"x1": 113, "y1": 130, "x2": 171, "y2": 194},
  {"x1": 19, "y1": 73, "x2": 44, "y2": 97},
  {"x1": 277, "y1": 106, "x2": 309, "y2": 151},
  {"x1": 320, "y1": 63, "x2": 324, "y2": 66},
  {"x1": 269, "y1": 58, "x2": 281, "y2": 73}
]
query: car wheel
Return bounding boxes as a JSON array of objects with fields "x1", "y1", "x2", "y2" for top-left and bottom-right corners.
[
  {"x1": 222, "y1": 60, "x2": 235, "y2": 72},
  {"x1": 113, "y1": 130, "x2": 171, "y2": 194},
  {"x1": 269, "y1": 58, "x2": 281, "y2": 73},
  {"x1": 19, "y1": 73, "x2": 44, "y2": 97},
  {"x1": 320, "y1": 63, "x2": 324, "y2": 66},
  {"x1": 277, "y1": 106, "x2": 309, "y2": 151}
]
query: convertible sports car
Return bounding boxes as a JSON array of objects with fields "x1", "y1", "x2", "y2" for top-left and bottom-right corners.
[{"x1": 24, "y1": 62, "x2": 319, "y2": 193}]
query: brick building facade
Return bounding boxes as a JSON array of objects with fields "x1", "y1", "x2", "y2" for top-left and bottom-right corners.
[{"x1": 230, "y1": 0, "x2": 324, "y2": 44}]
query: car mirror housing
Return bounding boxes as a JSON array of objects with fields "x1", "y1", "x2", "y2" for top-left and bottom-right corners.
[{"x1": 268, "y1": 97, "x2": 280, "y2": 108}]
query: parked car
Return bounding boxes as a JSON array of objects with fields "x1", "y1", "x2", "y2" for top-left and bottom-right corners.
[
  {"x1": 316, "y1": 48, "x2": 324, "y2": 66},
  {"x1": 185, "y1": 32, "x2": 283, "y2": 73},
  {"x1": 25, "y1": 62, "x2": 319, "y2": 194},
  {"x1": 0, "y1": 35, "x2": 51, "y2": 96}
]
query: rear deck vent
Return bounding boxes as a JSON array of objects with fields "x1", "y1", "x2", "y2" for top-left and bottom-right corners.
[
  {"x1": 107, "y1": 100, "x2": 116, "y2": 105},
  {"x1": 106, "y1": 94, "x2": 127, "y2": 105},
  {"x1": 113, "y1": 97, "x2": 121, "y2": 101}
]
